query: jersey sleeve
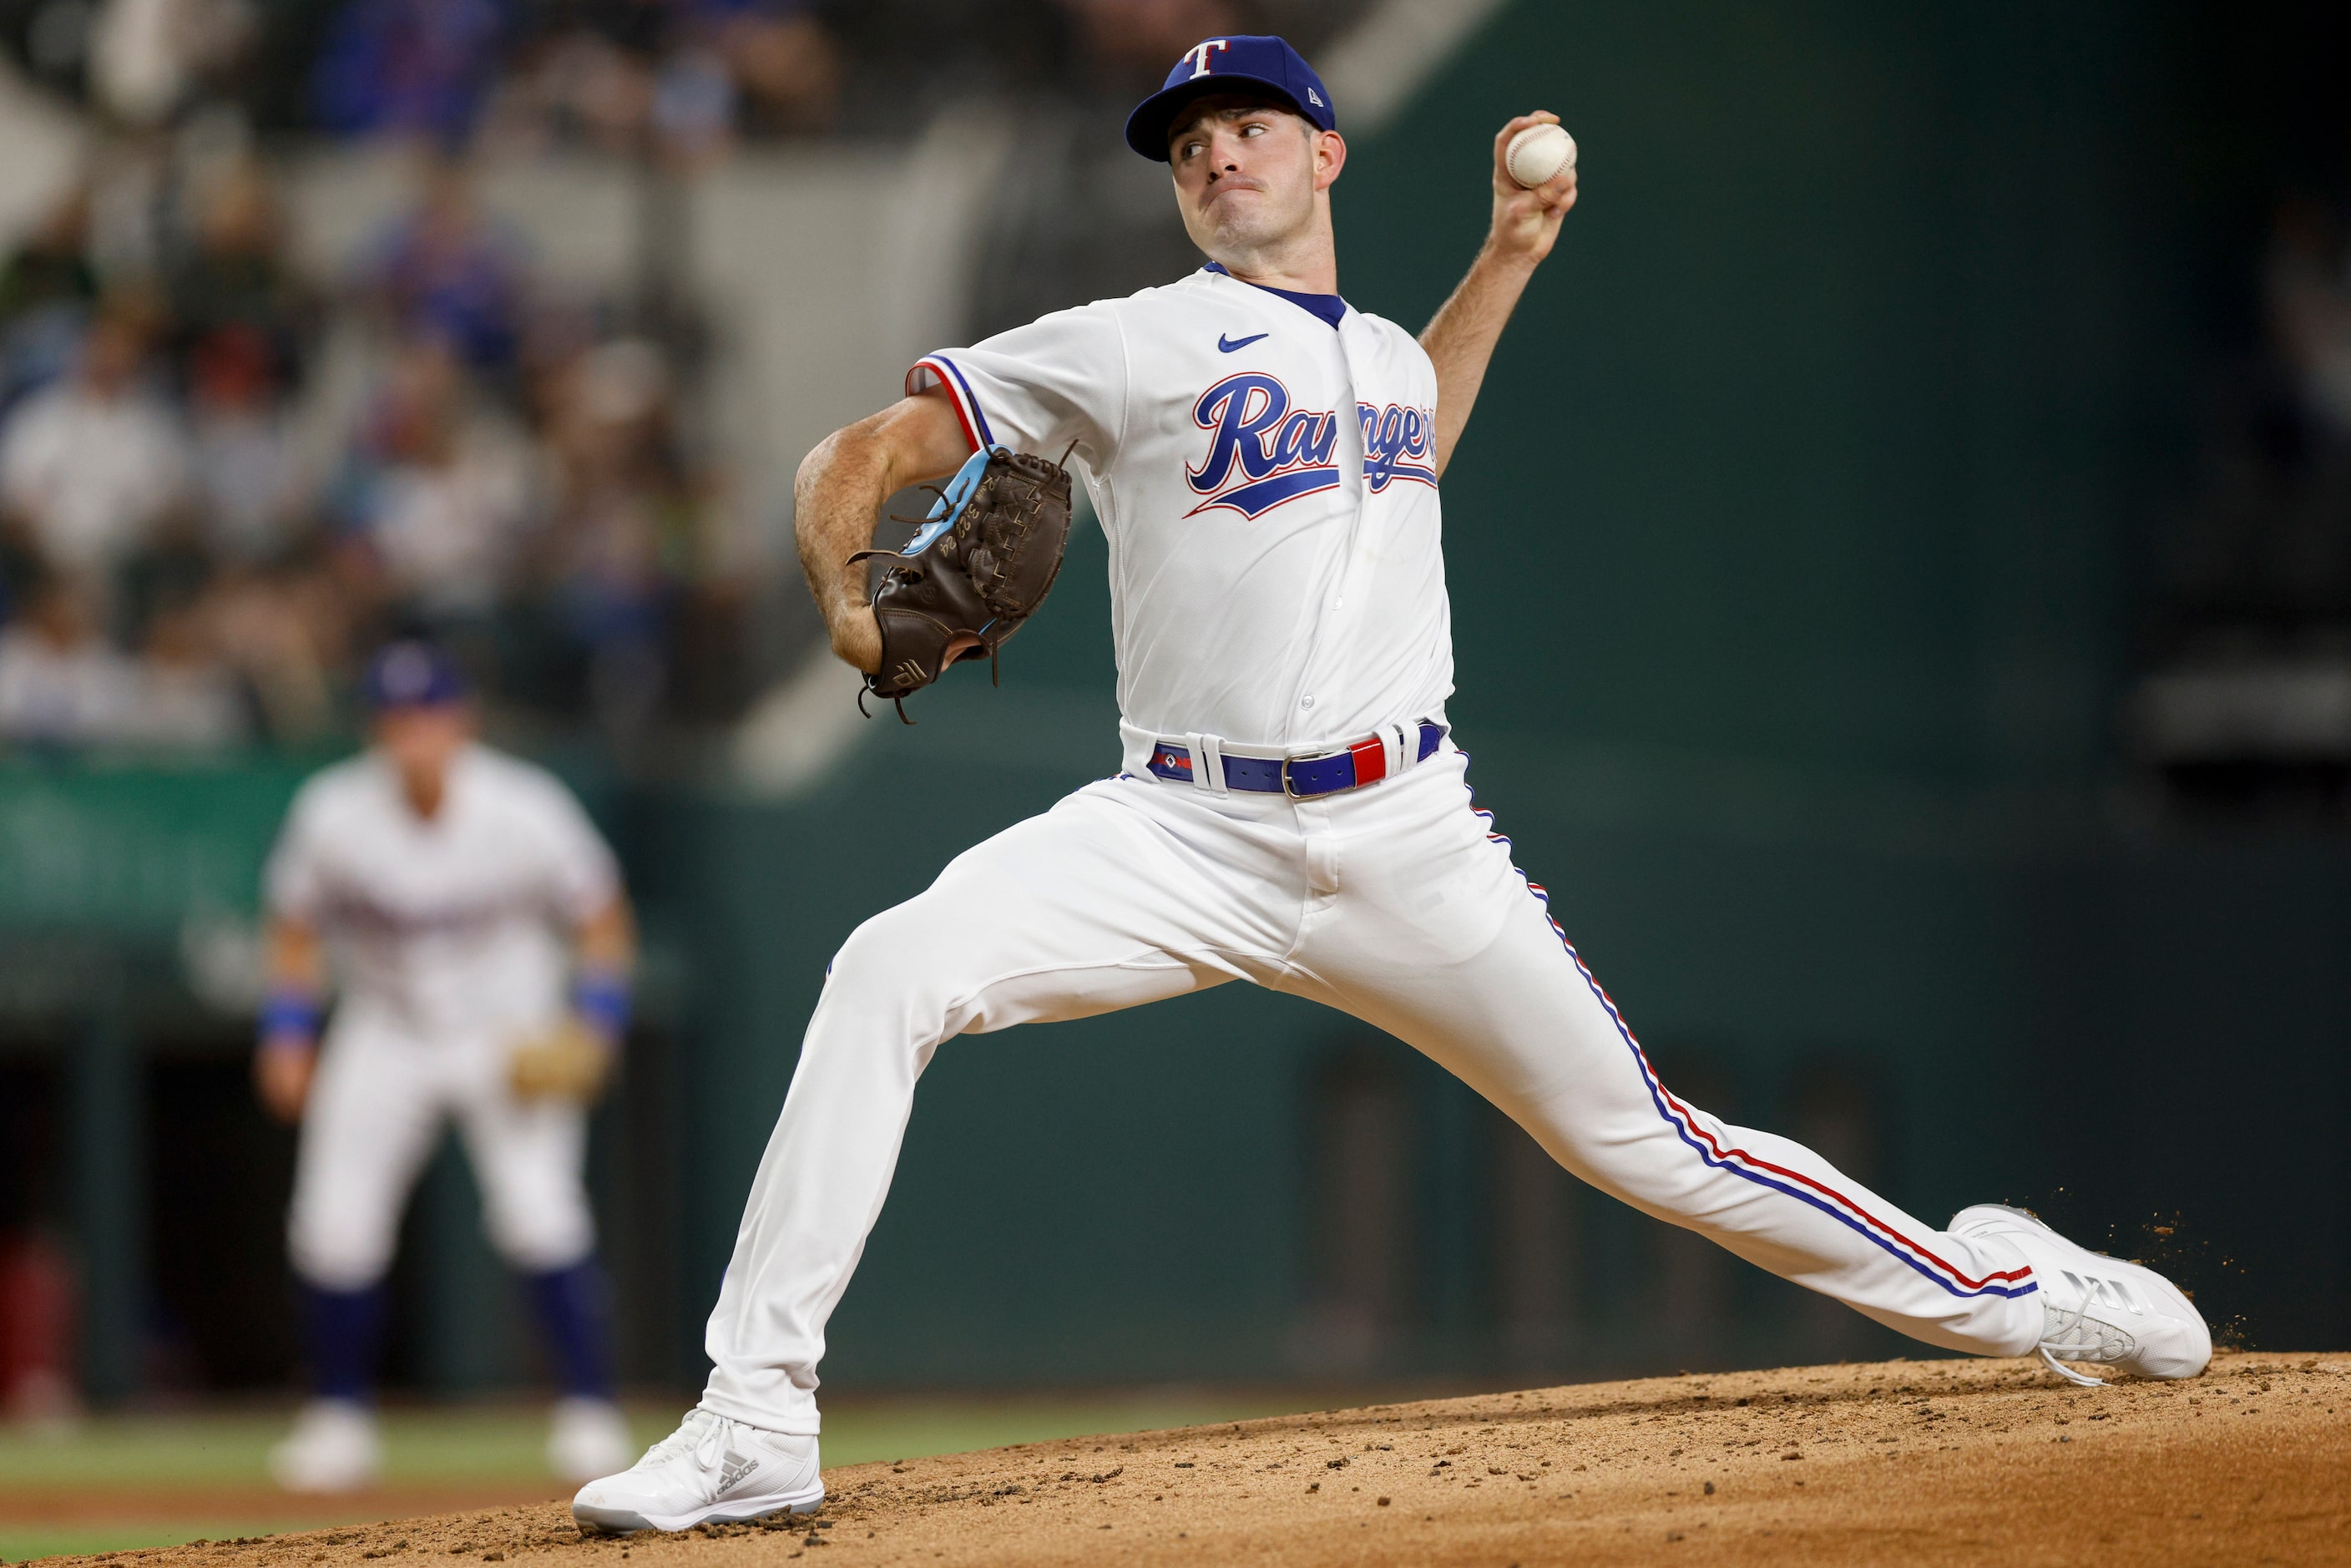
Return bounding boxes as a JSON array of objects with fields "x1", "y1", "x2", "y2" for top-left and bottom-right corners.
[
  {"x1": 262, "y1": 781, "x2": 331, "y2": 923},
  {"x1": 525, "y1": 775, "x2": 624, "y2": 924},
  {"x1": 907, "y1": 302, "x2": 1127, "y2": 468}
]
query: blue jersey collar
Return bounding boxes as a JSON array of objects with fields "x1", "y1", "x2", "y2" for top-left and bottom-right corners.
[{"x1": 1203, "y1": 262, "x2": 1347, "y2": 329}]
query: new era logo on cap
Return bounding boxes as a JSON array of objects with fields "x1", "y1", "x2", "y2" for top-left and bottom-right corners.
[{"x1": 1124, "y1": 34, "x2": 1337, "y2": 161}]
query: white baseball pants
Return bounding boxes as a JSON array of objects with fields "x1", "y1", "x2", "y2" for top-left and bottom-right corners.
[
  {"x1": 287, "y1": 1008, "x2": 596, "y2": 1289},
  {"x1": 700, "y1": 743, "x2": 2042, "y2": 1433}
]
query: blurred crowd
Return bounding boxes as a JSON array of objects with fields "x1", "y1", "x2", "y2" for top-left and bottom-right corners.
[
  {"x1": 1, "y1": 0, "x2": 1355, "y2": 152},
  {"x1": 3, "y1": 0, "x2": 842, "y2": 155},
  {"x1": 0, "y1": 0, "x2": 1362, "y2": 756},
  {"x1": 0, "y1": 148, "x2": 751, "y2": 751}
]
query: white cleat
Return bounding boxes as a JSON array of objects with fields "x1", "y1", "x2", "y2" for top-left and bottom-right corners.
[
  {"x1": 548, "y1": 1396, "x2": 637, "y2": 1484},
  {"x1": 268, "y1": 1399, "x2": 383, "y2": 1494},
  {"x1": 572, "y1": 1408, "x2": 823, "y2": 1534},
  {"x1": 1949, "y1": 1203, "x2": 2212, "y2": 1383}
]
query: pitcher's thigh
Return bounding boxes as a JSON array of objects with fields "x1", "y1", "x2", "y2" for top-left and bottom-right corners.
[
  {"x1": 1310, "y1": 893, "x2": 1670, "y2": 1158},
  {"x1": 822, "y1": 784, "x2": 1286, "y2": 1039},
  {"x1": 1299, "y1": 846, "x2": 1729, "y2": 1206}
]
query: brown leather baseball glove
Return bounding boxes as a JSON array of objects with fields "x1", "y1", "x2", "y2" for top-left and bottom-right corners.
[
  {"x1": 508, "y1": 1016, "x2": 614, "y2": 1104},
  {"x1": 848, "y1": 443, "x2": 1074, "y2": 721}
]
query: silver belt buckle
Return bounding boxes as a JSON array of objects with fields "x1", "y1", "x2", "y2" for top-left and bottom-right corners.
[{"x1": 1282, "y1": 750, "x2": 1334, "y2": 799}]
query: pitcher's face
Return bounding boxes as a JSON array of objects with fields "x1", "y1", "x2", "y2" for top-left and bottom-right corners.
[{"x1": 1168, "y1": 96, "x2": 1342, "y2": 260}]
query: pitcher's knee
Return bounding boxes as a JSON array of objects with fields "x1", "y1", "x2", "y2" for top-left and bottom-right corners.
[
  {"x1": 813, "y1": 902, "x2": 968, "y2": 1048},
  {"x1": 1521, "y1": 1102, "x2": 1727, "y2": 1213},
  {"x1": 794, "y1": 921, "x2": 968, "y2": 1090},
  {"x1": 827, "y1": 905, "x2": 903, "y2": 983}
]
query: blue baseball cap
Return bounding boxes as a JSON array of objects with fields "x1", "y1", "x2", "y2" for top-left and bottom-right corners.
[
  {"x1": 1124, "y1": 35, "x2": 1336, "y2": 161},
  {"x1": 362, "y1": 640, "x2": 470, "y2": 711}
]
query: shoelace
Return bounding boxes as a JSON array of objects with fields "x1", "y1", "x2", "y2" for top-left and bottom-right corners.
[
  {"x1": 635, "y1": 1409, "x2": 731, "y2": 1474},
  {"x1": 680, "y1": 1412, "x2": 771, "y2": 1505},
  {"x1": 2038, "y1": 1298, "x2": 2137, "y2": 1388}
]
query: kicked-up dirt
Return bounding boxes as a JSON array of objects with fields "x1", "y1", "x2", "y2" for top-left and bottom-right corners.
[{"x1": 35, "y1": 1352, "x2": 2351, "y2": 1566}]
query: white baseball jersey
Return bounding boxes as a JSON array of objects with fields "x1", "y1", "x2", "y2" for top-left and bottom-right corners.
[
  {"x1": 265, "y1": 742, "x2": 620, "y2": 1041},
  {"x1": 909, "y1": 266, "x2": 1450, "y2": 761}
]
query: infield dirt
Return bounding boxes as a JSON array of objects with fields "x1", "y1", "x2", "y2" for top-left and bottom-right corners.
[{"x1": 43, "y1": 1352, "x2": 2350, "y2": 1566}]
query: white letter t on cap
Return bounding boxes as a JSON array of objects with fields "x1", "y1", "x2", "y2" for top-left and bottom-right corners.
[{"x1": 1185, "y1": 39, "x2": 1230, "y2": 78}]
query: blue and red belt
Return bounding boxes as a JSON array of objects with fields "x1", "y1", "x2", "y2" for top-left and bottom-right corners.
[{"x1": 1146, "y1": 721, "x2": 1445, "y2": 799}]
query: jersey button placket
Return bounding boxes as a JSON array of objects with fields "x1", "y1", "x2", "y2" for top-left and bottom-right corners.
[{"x1": 1299, "y1": 326, "x2": 1375, "y2": 738}]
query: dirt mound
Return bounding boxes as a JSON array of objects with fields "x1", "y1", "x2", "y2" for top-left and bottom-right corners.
[{"x1": 44, "y1": 1352, "x2": 2350, "y2": 1566}]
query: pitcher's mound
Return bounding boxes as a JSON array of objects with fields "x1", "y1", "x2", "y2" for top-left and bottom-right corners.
[{"x1": 71, "y1": 1352, "x2": 2351, "y2": 1566}]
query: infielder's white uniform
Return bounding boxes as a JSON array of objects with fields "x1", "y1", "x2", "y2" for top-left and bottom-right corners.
[
  {"x1": 267, "y1": 743, "x2": 622, "y2": 1288},
  {"x1": 700, "y1": 269, "x2": 2046, "y2": 1433}
]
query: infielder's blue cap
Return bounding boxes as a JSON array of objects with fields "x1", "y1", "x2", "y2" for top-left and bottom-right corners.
[
  {"x1": 1124, "y1": 35, "x2": 1335, "y2": 161},
  {"x1": 362, "y1": 640, "x2": 470, "y2": 710}
]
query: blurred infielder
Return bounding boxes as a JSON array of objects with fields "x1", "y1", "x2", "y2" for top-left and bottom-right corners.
[
  {"x1": 258, "y1": 642, "x2": 638, "y2": 1492},
  {"x1": 576, "y1": 36, "x2": 2212, "y2": 1533}
]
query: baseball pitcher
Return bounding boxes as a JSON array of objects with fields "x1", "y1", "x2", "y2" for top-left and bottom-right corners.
[
  {"x1": 574, "y1": 35, "x2": 2210, "y2": 1533},
  {"x1": 258, "y1": 642, "x2": 639, "y2": 1492}
]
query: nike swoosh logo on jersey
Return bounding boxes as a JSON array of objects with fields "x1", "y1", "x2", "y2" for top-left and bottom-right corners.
[{"x1": 1217, "y1": 332, "x2": 1270, "y2": 353}]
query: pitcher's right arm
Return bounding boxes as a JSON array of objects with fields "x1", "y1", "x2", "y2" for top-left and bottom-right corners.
[{"x1": 794, "y1": 386, "x2": 973, "y2": 675}]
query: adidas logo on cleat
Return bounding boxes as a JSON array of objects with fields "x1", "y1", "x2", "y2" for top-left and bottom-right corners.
[{"x1": 2063, "y1": 1269, "x2": 2146, "y2": 1317}]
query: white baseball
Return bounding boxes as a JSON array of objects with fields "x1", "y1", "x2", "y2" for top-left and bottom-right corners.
[{"x1": 1505, "y1": 123, "x2": 1576, "y2": 189}]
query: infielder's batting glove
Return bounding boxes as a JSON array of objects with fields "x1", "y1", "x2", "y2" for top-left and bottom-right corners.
[{"x1": 847, "y1": 443, "x2": 1074, "y2": 722}]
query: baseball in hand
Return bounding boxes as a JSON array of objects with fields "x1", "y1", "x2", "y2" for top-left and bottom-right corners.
[{"x1": 1505, "y1": 123, "x2": 1576, "y2": 189}]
